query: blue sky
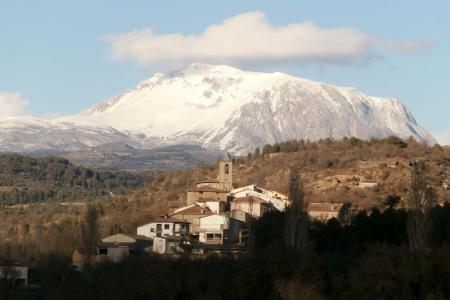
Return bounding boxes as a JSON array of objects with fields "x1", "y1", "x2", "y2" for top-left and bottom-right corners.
[{"x1": 1, "y1": 0, "x2": 449, "y2": 142}]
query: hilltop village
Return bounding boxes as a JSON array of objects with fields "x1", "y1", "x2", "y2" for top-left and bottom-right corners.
[
  {"x1": 1, "y1": 138, "x2": 450, "y2": 298},
  {"x1": 72, "y1": 146, "x2": 420, "y2": 265},
  {"x1": 73, "y1": 154, "x2": 294, "y2": 264}
]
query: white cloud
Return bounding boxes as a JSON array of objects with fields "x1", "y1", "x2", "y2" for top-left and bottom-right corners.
[
  {"x1": 102, "y1": 11, "x2": 434, "y2": 67},
  {"x1": 434, "y1": 127, "x2": 450, "y2": 145},
  {"x1": 383, "y1": 39, "x2": 436, "y2": 54},
  {"x1": 0, "y1": 92, "x2": 30, "y2": 118}
]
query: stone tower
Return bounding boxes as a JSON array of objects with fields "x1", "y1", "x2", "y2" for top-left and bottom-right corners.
[{"x1": 218, "y1": 152, "x2": 233, "y2": 191}]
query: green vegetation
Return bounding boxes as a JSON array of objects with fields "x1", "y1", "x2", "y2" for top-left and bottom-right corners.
[
  {"x1": 0, "y1": 154, "x2": 144, "y2": 204},
  {"x1": 255, "y1": 136, "x2": 435, "y2": 157}
]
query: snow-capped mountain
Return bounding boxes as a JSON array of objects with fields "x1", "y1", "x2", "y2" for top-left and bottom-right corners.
[
  {"x1": 0, "y1": 116, "x2": 135, "y2": 152},
  {"x1": 0, "y1": 63, "x2": 436, "y2": 154}
]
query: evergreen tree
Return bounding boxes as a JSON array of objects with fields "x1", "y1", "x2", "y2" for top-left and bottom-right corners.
[
  {"x1": 406, "y1": 161, "x2": 436, "y2": 252},
  {"x1": 80, "y1": 203, "x2": 100, "y2": 266},
  {"x1": 283, "y1": 166, "x2": 309, "y2": 253}
]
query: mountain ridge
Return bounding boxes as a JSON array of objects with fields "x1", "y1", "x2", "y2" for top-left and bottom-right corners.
[{"x1": 0, "y1": 63, "x2": 436, "y2": 154}]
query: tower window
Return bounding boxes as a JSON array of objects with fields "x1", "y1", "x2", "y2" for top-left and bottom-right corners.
[{"x1": 225, "y1": 164, "x2": 229, "y2": 174}]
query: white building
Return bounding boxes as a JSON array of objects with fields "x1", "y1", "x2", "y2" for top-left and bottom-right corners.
[
  {"x1": 153, "y1": 236, "x2": 186, "y2": 255},
  {"x1": 308, "y1": 202, "x2": 344, "y2": 221},
  {"x1": 230, "y1": 196, "x2": 272, "y2": 218},
  {"x1": 197, "y1": 198, "x2": 227, "y2": 214},
  {"x1": 170, "y1": 204, "x2": 213, "y2": 234},
  {"x1": 230, "y1": 185, "x2": 289, "y2": 211},
  {"x1": 137, "y1": 218, "x2": 189, "y2": 239},
  {"x1": 198, "y1": 215, "x2": 244, "y2": 245}
]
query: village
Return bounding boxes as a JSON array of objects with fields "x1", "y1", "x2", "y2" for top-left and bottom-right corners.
[
  {"x1": 1, "y1": 145, "x2": 449, "y2": 296},
  {"x1": 71, "y1": 154, "x2": 289, "y2": 266},
  {"x1": 68, "y1": 153, "x2": 352, "y2": 268},
  {"x1": 4, "y1": 149, "x2": 449, "y2": 287},
  {"x1": 0, "y1": 153, "x2": 352, "y2": 286}
]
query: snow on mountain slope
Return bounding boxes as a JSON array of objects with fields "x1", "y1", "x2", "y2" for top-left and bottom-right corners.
[
  {"x1": 80, "y1": 63, "x2": 435, "y2": 154},
  {"x1": 0, "y1": 63, "x2": 436, "y2": 154},
  {"x1": 0, "y1": 116, "x2": 134, "y2": 152}
]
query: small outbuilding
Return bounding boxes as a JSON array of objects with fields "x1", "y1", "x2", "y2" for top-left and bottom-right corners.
[
  {"x1": 0, "y1": 260, "x2": 38, "y2": 287},
  {"x1": 72, "y1": 233, "x2": 152, "y2": 268},
  {"x1": 153, "y1": 236, "x2": 188, "y2": 255},
  {"x1": 308, "y1": 202, "x2": 344, "y2": 221}
]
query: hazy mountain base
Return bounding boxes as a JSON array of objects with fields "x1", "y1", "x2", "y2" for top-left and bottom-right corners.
[{"x1": 30, "y1": 144, "x2": 221, "y2": 172}]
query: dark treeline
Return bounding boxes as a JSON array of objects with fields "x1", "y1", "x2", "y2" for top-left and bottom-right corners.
[
  {"x1": 2, "y1": 204, "x2": 450, "y2": 299},
  {"x1": 0, "y1": 154, "x2": 144, "y2": 204}
]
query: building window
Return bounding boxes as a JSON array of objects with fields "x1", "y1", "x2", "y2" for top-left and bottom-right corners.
[
  {"x1": 206, "y1": 233, "x2": 214, "y2": 240},
  {"x1": 99, "y1": 248, "x2": 108, "y2": 255},
  {"x1": 156, "y1": 224, "x2": 162, "y2": 231},
  {"x1": 150, "y1": 228, "x2": 155, "y2": 232},
  {"x1": 225, "y1": 164, "x2": 229, "y2": 174},
  {"x1": 164, "y1": 224, "x2": 170, "y2": 230},
  {"x1": 214, "y1": 234, "x2": 222, "y2": 239}
]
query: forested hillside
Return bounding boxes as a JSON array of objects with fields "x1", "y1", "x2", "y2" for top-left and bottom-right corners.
[
  {"x1": 0, "y1": 154, "x2": 145, "y2": 204},
  {"x1": 131, "y1": 137, "x2": 450, "y2": 213}
]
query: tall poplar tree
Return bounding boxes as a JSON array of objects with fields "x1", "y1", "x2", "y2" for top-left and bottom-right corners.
[
  {"x1": 284, "y1": 166, "x2": 309, "y2": 253},
  {"x1": 406, "y1": 161, "x2": 436, "y2": 252}
]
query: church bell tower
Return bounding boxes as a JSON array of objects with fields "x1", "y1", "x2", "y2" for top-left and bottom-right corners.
[{"x1": 218, "y1": 152, "x2": 233, "y2": 191}]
